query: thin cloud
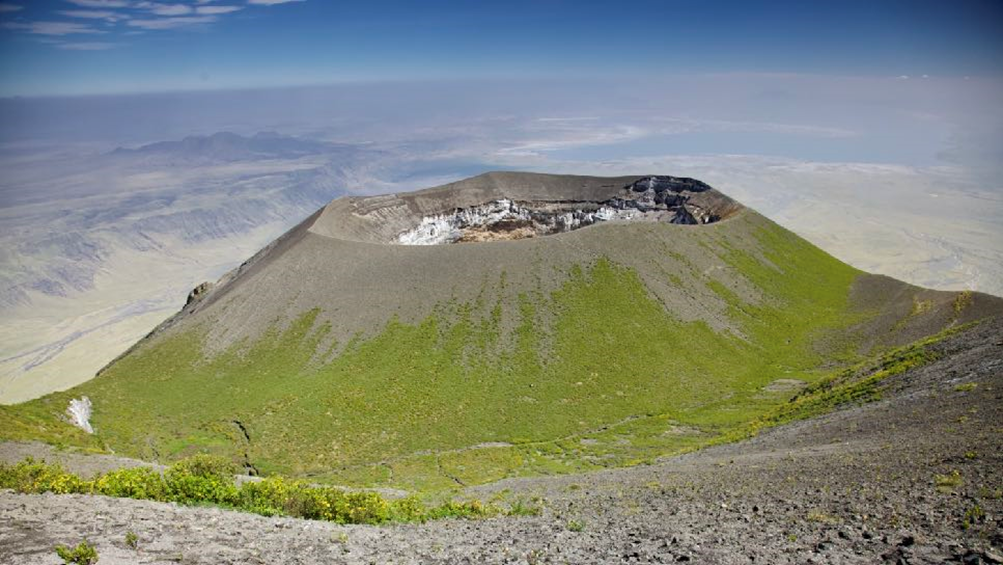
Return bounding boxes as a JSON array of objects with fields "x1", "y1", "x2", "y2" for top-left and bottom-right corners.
[
  {"x1": 144, "y1": 4, "x2": 193, "y2": 16},
  {"x1": 4, "y1": 0, "x2": 301, "y2": 42},
  {"x1": 126, "y1": 15, "x2": 216, "y2": 30},
  {"x1": 65, "y1": 0, "x2": 131, "y2": 7},
  {"x1": 536, "y1": 117, "x2": 600, "y2": 122},
  {"x1": 57, "y1": 41, "x2": 119, "y2": 50},
  {"x1": 196, "y1": 5, "x2": 242, "y2": 14},
  {"x1": 2, "y1": 20, "x2": 103, "y2": 35},
  {"x1": 59, "y1": 10, "x2": 130, "y2": 22}
]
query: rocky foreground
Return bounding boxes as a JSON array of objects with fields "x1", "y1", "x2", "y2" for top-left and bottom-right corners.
[{"x1": 2, "y1": 317, "x2": 1002, "y2": 565}]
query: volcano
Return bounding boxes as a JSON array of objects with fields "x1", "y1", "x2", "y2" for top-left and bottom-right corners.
[{"x1": 2, "y1": 172, "x2": 999, "y2": 490}]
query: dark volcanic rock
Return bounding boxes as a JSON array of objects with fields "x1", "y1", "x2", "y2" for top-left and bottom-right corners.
[
  {"x1": 185, "y1": 281, "x2": 214, "y2": 306},
  {"x1": 670, "y1": 207, "x2": 699, "y2": 225},
  {"x1": 628, "y1": 176, "x2": 712, "y2": 194}
]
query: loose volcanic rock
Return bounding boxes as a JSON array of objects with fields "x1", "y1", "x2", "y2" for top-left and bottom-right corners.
[{"x1": 185, "y1": 281, "x2": 214, "y2": 306}]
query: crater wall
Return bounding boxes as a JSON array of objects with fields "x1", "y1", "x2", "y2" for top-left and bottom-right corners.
[{"x1": 307, "y1": 171, "x2": 743, "y2": 244}]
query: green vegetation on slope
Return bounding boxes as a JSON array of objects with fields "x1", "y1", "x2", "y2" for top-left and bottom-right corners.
[
  {"x1": 717, "y1": 322, "x2": 969, "y2": 444},
  {"x1": 0, "y1": 454, "x2": 494, "y2": 525},
  {"x1": 0, "y1": 218, "x2": 937, "y2": 491}
]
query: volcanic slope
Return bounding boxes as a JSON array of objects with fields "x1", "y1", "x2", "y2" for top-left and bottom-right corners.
[{"x1": 1, "y1": 172, "x2": 999, "y2": 491}]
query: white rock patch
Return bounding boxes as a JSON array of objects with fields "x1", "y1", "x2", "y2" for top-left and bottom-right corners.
[
  {"x1": 397, "y1": 199, "x2": 637, "y2": 245},
  {"x1": 66, "y1": 396, "x2": 94, "y2": 434}
]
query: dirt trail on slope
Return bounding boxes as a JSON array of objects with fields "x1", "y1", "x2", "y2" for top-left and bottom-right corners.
[{"x1": 2, "y1": 317, "x2": 1002, "y2": 564}]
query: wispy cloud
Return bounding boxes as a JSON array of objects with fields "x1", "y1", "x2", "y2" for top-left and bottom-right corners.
[
  {"x1": 535, "y1": 117, "x2": 600, "y2": 123},
  {"x1": 126, "y1": 16, "x2": 216, "y2": 30},
  {"x1": 4, "y1": 0, "x2": 302, "y2": 45},
  {"x1": 57, "y1": 41, "x2": 119, "y2": 50},
  {"x1": 196, "y1": 5, "x2": 242, "y2": 15},
  {"x1": 142, "y1": 4, "x2": 194, "y2": 16},
  {"x1": 59, "y1": 10, "x2": 130, "y2": 22},
  {"x1": 2, "y1": 20, "x2": 103, "y2": 35},
  {"x1": 65, "y1": 0, "x2": 131, "y2": 7}
]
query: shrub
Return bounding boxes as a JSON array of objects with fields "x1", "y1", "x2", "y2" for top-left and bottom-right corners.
[
  {"x1": 963, "y1": 504, "x2": 985, "y2": 530},
  {"x1": 934, "y1": 470, "x2": 963, "y2": 492},
  {"x1": 388, "y1": 496, "x2": 426, "y2": 522},
  {"x1": 164, "y1": 454, "x2": 238, "y2": 505},
  {"x1": 507, "y1": 497, "x2": 542, "y2": 516},
  {"x1": 287, "y1": 486, "x2": 391, "y2": 524},
  {"x1": 93, "y1": 467, "x2": 166, "y2": 501},
  {"x1": 807, "y1": 510, "x2": 841, "y2": 524},
  {"x1": 0, "y1": 458, "x2": 89, "y2": 495},
  {"x1": 167, "y1": 453, "x2": 236, "y2": 480},
  {"x1": 124, "y1": 531, "x2": 138, "y2": 549},
  {"x1": 954, "y1": 291, "x2": 973, "y2": 313},
  {"x1": 341, "y1": 490, "x2": 392, "y2": 524},
  {"x1": 54, "y1": 540, "x2": 98, "y2": 565},
  {"x1": 424, "y1": 499, "x2": 495, "y2": 520},
  {"x1": 2, "y1": 455, "x2": 505, "y2": 527},
  {"x1": 237, "y1": 476, "x2": 302, "y2": 516}
]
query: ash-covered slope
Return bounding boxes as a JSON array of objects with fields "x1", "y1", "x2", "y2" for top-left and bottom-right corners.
[
  {"x1": 2, "y1": 172, "x2": 999, "y2": 490},
  {"x1": 145, "y1": 172, "x2": 742, "y2": 351}
]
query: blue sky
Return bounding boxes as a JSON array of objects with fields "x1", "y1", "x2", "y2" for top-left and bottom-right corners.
[{"x1": 0, "y1": 0, "x2": 1002, "y2": 96}]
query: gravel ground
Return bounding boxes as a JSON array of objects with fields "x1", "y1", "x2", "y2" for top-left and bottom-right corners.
[
  {"x1": 2, "y1": 316, "x2": 1001, "y2": 564},
  {"x1": 0, "y1": 442, "x2": 161, "y2": 479}
]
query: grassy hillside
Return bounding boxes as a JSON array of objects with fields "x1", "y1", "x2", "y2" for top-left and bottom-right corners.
[{"x1": 0, "y1": 215, "x2": 981, "y2": 491}]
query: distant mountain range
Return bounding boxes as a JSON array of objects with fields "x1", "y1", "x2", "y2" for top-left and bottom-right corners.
[
  {"x1": 110, "y1": 131, "x2": 343, "y2": 163},
  {"x1": 1, "y1": 132, "x2": 371, "y2": 311}
]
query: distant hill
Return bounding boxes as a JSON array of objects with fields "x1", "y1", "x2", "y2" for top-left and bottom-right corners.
[
  {"x1": 2, "y1": 172, "x2": 999, "y2": 491},
  {"x1": 110, "y1": 131, "x2": 343, "y2": 163}
]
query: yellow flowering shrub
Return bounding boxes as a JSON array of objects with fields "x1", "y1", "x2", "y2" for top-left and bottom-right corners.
[
  {"x1": 93, "y1": 467, "x2": 166, "y2": 500},
  {"x1": 238, "y1": 476, "x2": 302, "y2": 516},
  {"x1": 2, "y1": 455, "x2": 500, "y2": 526},
  {"x1": 0, "y1": 458, "x2": 89, "y2": 494}
]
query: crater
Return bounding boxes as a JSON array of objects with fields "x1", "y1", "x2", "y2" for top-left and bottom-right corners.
[
  {"x1": 307, "y1": 172, "x2": 743, "y2": 245},
  {"x1": 397, "y1": 176, "x2": 730, "y2": 245}
]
